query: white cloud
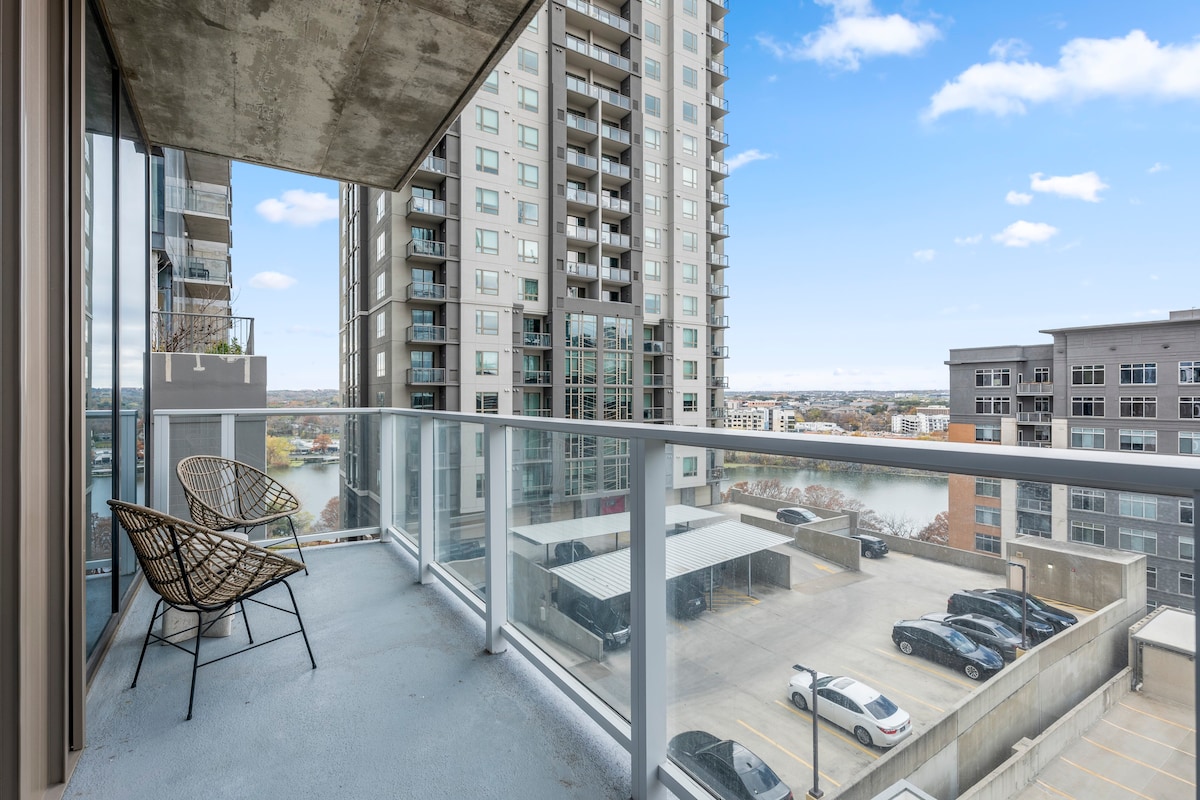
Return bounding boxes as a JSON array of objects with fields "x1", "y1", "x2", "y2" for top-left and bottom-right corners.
[
  {"x1": 1005, "y1": 190, "x2": 1034, "y2": 205},
  {"x1": 954, "y1": 234, "x2": 983, "y2": 245},
  {"x1": 912, "y1": 249, "x2": 936, "y2": 262},
  {"x1": 989, "y1": 38, "x2": 1031, "y2": 61},
  {"x1": 925, "y1": 30, "x2": 1200, "y2": 120},
  {"x1": 992, "y1": 220, "x2": 1059, "y2": 247},
  {"x1": 248, "y1": 271, "x2": 297, "y2": 290},
  {"x1": 1148, "y1": 162, "x2": 1168, "y2": 173},
  {"x1": 726, "y1": 149, "x2": 776, "y2": 172},
  {"x1": 757, "y1": 0, "x2": 940, "y2": 71},
  {"x1": 255, "y1": 189, "x2": 338, "y2": 226},
  {"x1": 1030, "y1": 171, "x2": 1108, "y2": 202}
]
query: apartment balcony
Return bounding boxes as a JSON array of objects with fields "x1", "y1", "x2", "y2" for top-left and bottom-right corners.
[
  {"x1": 644, "y1": 373, "x2": 669, "y2": 387},
  {"x1": 706, "y1": 282, "x2": 729, "y2": 298},
  {"x1": 407, "y1": 324, "x2": 448, "y2": 343},
  {"x1": 708, "y1": 24, "x2": 729, "y2": 51},
  {"x1": 522, "y1": 331, "x2": 552, "y2": 348},
  {"x1": 706, "y1": 126, "x2": 729, "y2": 150},
  {"x1": 707, "y1": 59, "x2": 728, "y2": 86},
  {"x1": 564, "y1": 34, "x2": 632, "y2": 78},
  {"x1": 708, "y1": 190, "x2": 729, "y2": 210},
  {"x1": 708, "y1": 158, "x2": 729, "y2": 179},
  {"x1": 600, "y1": 194, "x2": 631, "y2": 215},
  {"x1": 706, "y1": 406, "x2": 727, "y2": 419},
  {"x1": 708, "y1": 221, "x2": 729, "y2": 239},
  {"x1": 1017, "y1": 412, "x2": 1052, "y2": 424},
  {"x1": 706, "y1": 93, "x2": 729, "y2": 118},
  {"x1": 601, "y1": 159, "x2": 631, "y2": 180},
  {"x1": 406, "y1": 196, "x2": 451, "y2": 220},
  {"x1": 564, "y1": 0, "x2": 632, "y2": 35},
  {"x1": 567, "y1": 186, "x2": 599, "y2": 207},
  {"x1": 175, "y1": 187, "x2": 231, "y2": 244},
  {"x1": 566, "y1": 112, "x2": 600, "y2": 139},
  {"x1": 567, "y1": 150, "x2": 600, "y2": 173},
  {"x1": 523, "y1": 370, "x2": 552, "y2": 385},
  {"x1": 416, "y1": 154, "x2": 451, "y2": 176},
  {"x1": 709, "y1": 0, "x2": 729, "y2": 19},
  {"x1": 152, "y1": 311, "x2": 254, "y2": 355},
  {"x1": 564, "y1": 260, "x2": 599, "y2": 278},
  {"x1": 407, "y1": 367, "x2": 448, "y2": 385},
  {"x1": 643, "y1": 339, "x2": 670, "y2": 354},
  {"x1": 707, "y1": 251, "x2": 729, "y2": 268},
  {"x1": 565, "y1": 74, "x2": 604, "y2": 103},
  {"x1": 407, "y1": 281, "x2": 448, "y2": 303},
  {"x1": 598, "y1": 84, "x2": 632, "y2": 111},
  {"x1": 1017, "y1": 497, "x2": 1054, "y2": 513},
  {"x1": 601, "y1": 123, "x2": 631, "y2": 147},
  {"x1": 643, "y1": 406, "x2": 666, "y2": 420},
  {"x1": 521, "y1": 407, "x2": 553, "y2": 417},
  {"x1": 707, "y1": 315, "x2": 729, "y2": 328},
  {"x1": 407, "y1": 239, "x2": 453, "y2": 261},
  {"x1": 602, "y1": 265, "x2": 632, "y2": 283},
  {"x1": 565, "y1": 224, "x2": 599, "y2": 244},
  {"x1": 707, "y1": 466, "x2": 725, "y2": 481},
  {"x1": 710, "y1": 344, "x2": 729, "y2": 358},
  {"x1": 1017, "y1": 382, "x2": 1054, "y2": 395},
  {"x1": 180, "y1": 255, "x2": 231, "y2": 301},
  {"x1": 707, "y1": 376, "x2": 729, "y2": 388},
  {"x1": 1018, "y1": 440, "x2": 1052, "y2": 448},
  {"x1": 600, "y1": 230, "x2": 631, "y2": 249}
]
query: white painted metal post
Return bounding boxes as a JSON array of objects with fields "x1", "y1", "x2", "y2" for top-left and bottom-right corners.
[
  {"x1": 219, "y1": 413, "x2": 235, "y2": 460},
  {"x1": 484, "y1": 422, "x2": 508, "y2": 654},
  {"x1": 630, "y1": 438, "x2": 669, "y2": 800},
  {"x1": 152, "y1": 414, "x2": 171, "y2": 512},
  {"x1": 379, "y1": 412, "x2": 395, "y2": 540},
  {"x1": 418, "y1": 415, "x2": 435, "y2": 584}
]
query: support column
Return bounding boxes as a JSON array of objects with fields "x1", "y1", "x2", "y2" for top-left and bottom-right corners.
[
  {"x1": 484, "y1": 422, "x2": 508, "y2": 653},
  {"x1": 418, "y1": 415, "x2": 435, "y2": 584}
]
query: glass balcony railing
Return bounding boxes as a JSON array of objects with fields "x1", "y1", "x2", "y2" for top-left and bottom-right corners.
[
  {"x1": 601, "y1": 123, "x2": 631, "y2": 145},
  {"x1": 706, "y1": 282, "x2": 729, "y2": 297},
  {"x1": 564, "y1": 260, "x2": 599, "y2": 278},
  {"x1": 566, "y1": 113, "x2": 599, "y2": 135},
  {"x1": 407, "y1": 196, "x2": 447, "y2": 217},
  {"x1": 600, "y1": 230, "x2": 630, "y2": 247},
  {"x1": 710, "y1": 344, "x2": 729, "y2": 358},
  {"x1": 707, "y1": 126, "x2": 729, "y2": 146},
  {"x1": 182, "y1": 255, "x2": 229, "y2": 284},
  {"x1": 564, "y1": 0, "x2": 631, "y2": 33},
  {"x1": 565, "y1": 224, "x2": 599, "y2": 243},
  {"x1": 565, "y1": 34, "x2": 632, "y2": 73},
  {"x1": 566, "y1": 186, "x2": 598, "y2": 205},
  {"x1": 601, "y1": 159, "x2": 631, "y2": 179},
  {"x1": 523, "y1": 331, "x2": 551, "y2": 348},
  {"x1": 407, "y1": 368, "x2": 447, "y2": 384},
  {"x1": 601, "y1": 265, "x2": 631, "y2": 282},
  {"x1": 523, "y1": 370, "x2": 552, "y2": 385},
  {"x1": 600, "y1": 194, "x2": 631, "y2": 213},
  {"x1": 418, "y1": 154, "x2": 448, "y2": 174},
  {"x1": 708, "y1": 251, "x2": 729, "y2": 267},
  {"x1": 408, "y1": 324, "x2": 447, "y2": 343},
  {"x1": 408, "y1": 239, "x2": 447, "y2": 259},
  {"x1": 407, "y1": 282, "x2": 447, "y2": 301},
  {"x1": 567, "y1": 150, "x2": 599, "y2": 171}
]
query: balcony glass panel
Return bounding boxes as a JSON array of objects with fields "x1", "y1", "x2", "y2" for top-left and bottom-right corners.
[
  {"x1": 394, "y1": 415, "x2": 421, "y2": 545},
  {"x1": 435, "y1": 420, "x2": 487, "y2": 597}
]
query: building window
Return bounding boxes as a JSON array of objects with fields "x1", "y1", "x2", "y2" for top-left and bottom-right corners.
[
  {"x1": 644, "y1": 57, "x2": 661, "y2": 81},
  {"x1": 518, "y1": 85, "x2": 538, "y2": 112},
  {"x1": 1183, "y1": 573, "x2": 1195, "y2": 597},
  {"x1": 476, "y1": 474, "x2": 485, "y2": 499},
  {"x1": 476, "y1": 392, "x2": 500, "y2": 414},
  {"x1": 1181, "y1": 536, "x2": 1194, "y2": 561},
  {"x1": 644, "y1": 193, "x2": 661, "y2": 215},
  {"x1": 976, "y1": 424, "x2": 1001, "y2": 443},
  {"x1": 518, "y1": 239, "x2": 539, "y2": 263},
  {"x1": 683, "y1": 360, "x2": 698, "y2": 380},
  {"x1": 375, "y1": 193, "x2": 386, "y2": 221},
  {"x1": 645, "y1": 259, "x2": 661, "y2": 281},
  {"x1": 645, "y1": 127, "x2": 662, "y2": 149},
  {"x1": 1181, "y1": 361, "x2": 1200, "y2": 384},
  {"x1": 975, "y1": 396, "x2": 1011, "y2": 415},
  {"x1": 475, "y1": 269, "x2": 499, "y2": 296},
  {"x1": 1071, "y1": 396, "x2": 1105, "y2": 416},
  {"x1": 1147, "y1": 565, "x2": 1158, "y2": 590},
  {"x1": 645, "y1": 20, "x2": 661, "y2": 44},
  {"x1": 517, "y1": 47, "x2": 538, "y2": 74},
  {"x1": 1120, "y1": 362, "x2": 1157, "y2": 385},
  {"x1": 1070, "y1": 487, "x2": 1106, "y2": 513},
  {"x1": 517, "y1": 163, "x2": 539, "y2": 188},
  {"x1": 682, "y1": 29, "x2": 698, "y2": 52},
  {"x1": 517, "y1": 124, "x2": 539, "y2": 150},
  {"x1": 683, "y1": 0, "x2": 698, "y2": 16},
  {"x1": 476, "y1": 310, "x2": 499, "y2": 335},
  {"x1": 476, "y1": 188, "x2": 499, "y2": 215},
  {"x1": 476, "y1": 105, "x2": 499, "y2": 134},
  {"x1": 681, "y1": 134, "x2": 698, "y2": 158},
  {"x1": 975, "y1": 506, "x2": 1001, "y2": 527},
  {"x1": 682, "y1": 328, "x2": 698, "y2": 348},
  {"x1": 645, "y1": 293, "x2": 661, "y2": 314},
  {"x1": 476, "y1": 351, "x2": 499, "y2": 376},
  {"x1": 1119, "y1": 429, "x2": 1157, "y2": 452},
  {"x1": 1071, "y1": 365, "x2": 1105, "y2": 385},
  {"x1": 476, "y1": 147, "x2": 499, "y2": 174},
  {"x1": 1119, "y1": 528, "x2": 1157, "y2": 555},
  {"x1": 683, "y1": 393, "x2": 698, "y2": 412},
  {"x1": 682, "y1": 296, "x2": 698, "y2": 316},
  {"x1": 645, "y1": 227, "x2": 661, "y2": 248},
  {"x1": 1179, "y1": 397, "x2": 1200, "y2": 419},
  {"x1": 679, "y1": 263, "x2": 697, "y2": 284},
  {"x1": 475, "y1": 229, "x2": 499, "y2": 255},
  {"x1": 376, "y1": 352, "x2": 385, "y2": 378},
  {"x1": 481, "y1": 69, "x2": 499, "y2": 94},
  {"x1": 682, "y1": 102, "x2": 698, "y2": 124},
  {"x1": 1183, "y1": 500, "x2": 1195, "y2": 526},
  {"x1": 1070, "y1": 427, "x2": 1105, "y2": 449},
  {"x1": 682, "y1": 198, "x2": 699, "y2": 220},
  {"x1": 975, "y1": 368, "x2": 1011, "y2": 387},
  {"x1": 1120, "y1": 396, "x2": 1157, "y2": 418},
  {"x1": 974, "y1": 533, "x2": 1001, "y2": 554},
  {"x1": 682, "y1": 456, "x2": 698, "y2": 477},
  {"x1": 975, "y1": 478, "x2": 1001, "y2": 498},
  {"x1": 682, "y1": 166, "x2": 698, "y2": 188},
  {"x1": 517, "y1": 201, "x2": 538, "y2": 226},
  {"x1": 1070, "y1": 521, "x2": 1106, "y2": 546},
  {"x1": 682, "y1": 66, "x2": 698, "y2": 88},
  {"x1": 645, "y1": 94, "x2": 661, "y2": 117},
  {"x1": 682, "y1": 231, "x2": 698, "y2": 252},
  {"x1": 376, "y1": 272, "x2": 386, "y2": 300},
  {"x1": 375, "y1": 232, "x2": 386, "y2": 262},
  {"x1": 375, "y1": 313, "x2": 385, "y2": 339},
  {"x1": 1119, "y1": 493, "x2": 1157, "y2": 520},
  {"x1": 1181, "y1": 432, "x2": 1200, "y2": 455},
  {"x1": 520, "y1": 278, "x2": 539, "y2": 302}
]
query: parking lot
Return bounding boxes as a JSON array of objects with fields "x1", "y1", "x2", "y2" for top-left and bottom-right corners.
[{"x1": 523, "y1": 501, "x2": 1093, "y2": 793}]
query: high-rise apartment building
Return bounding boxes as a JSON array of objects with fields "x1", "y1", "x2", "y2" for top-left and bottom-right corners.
[
  {"x1": 339, "y1": 0, "x2": 731, "y2": 526},
  {"x1": 946, "y1": 310, "x2": 1200, "y2": 610}
]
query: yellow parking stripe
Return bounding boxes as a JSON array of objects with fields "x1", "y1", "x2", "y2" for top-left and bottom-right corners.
[
  {"x1": 1033, "y1": 779, "x2": 1076, "y2": 799},
  {"x1": 736, "y1": 719, "x2": 841, "y2": 787},
  {"x1": 1082, "y1": 736, "x2": 1196, "y2": 786},
  {"x1": 1060, "y1": 757, "x2": 1158, "y2": 800},
  {"x1": 872, "y1": 647, "x2": 977, "y2": 690},
  {"x1": 1100, "y1": 718, "x2": 1196, "y2": 757},
  {"x1": 774, "y1": 700, "x2": 880, "y2": 759},
  {"x1": 813, "y1": 563, "x2": 836, "y2": 573},
  {"x1": 1118, "y1": 701, "x2": 1197, "y2": 732},
  {"x1": 841, "y1": 667, "x2": 944, "y2": 714}
]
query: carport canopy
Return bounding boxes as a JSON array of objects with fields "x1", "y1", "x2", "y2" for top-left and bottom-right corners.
[
  {"x1": 549, "y1": 521, "x2": 792, "y2": 601},
  {"x1": 511, "y1": 504, "x2": 724, "y2": 547}
]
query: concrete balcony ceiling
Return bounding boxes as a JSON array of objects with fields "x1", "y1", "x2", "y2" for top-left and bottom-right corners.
[{"x1": 101, "y1": 0, "x2": 542, "y2": 190}]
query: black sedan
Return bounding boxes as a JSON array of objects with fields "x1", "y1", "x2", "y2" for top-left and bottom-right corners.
[
  {"x1": 980, "y1": 588, "x2": 1078, "y2": 632},
  {"x1": 892, "y1": 619, "x2": 1004, "y2": 681},
  {"x1": 668, "y1": 731, "x2": 793, "y2": 800},
  {"x1": 921, "y1": 612, "x2": 1023, "y2": 662}
]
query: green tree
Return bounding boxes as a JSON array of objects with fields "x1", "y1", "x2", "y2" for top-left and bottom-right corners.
[{"x1": 266, "y1": 436, "x2": 292, "y2": 468}]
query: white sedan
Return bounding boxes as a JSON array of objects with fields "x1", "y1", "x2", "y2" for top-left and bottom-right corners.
[{"x1": 786, "y1": 667, "x2": 912, "y2": 747}]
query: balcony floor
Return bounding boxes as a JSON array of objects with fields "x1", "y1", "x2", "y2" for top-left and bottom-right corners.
[{"x1": 70, "y1": 541, "x2": 632, "y2": 800}]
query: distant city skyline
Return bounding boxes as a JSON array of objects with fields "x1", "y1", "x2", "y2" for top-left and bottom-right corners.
[{"x1": 230, "y1": 1, "x2": 1200, "y2": 391}]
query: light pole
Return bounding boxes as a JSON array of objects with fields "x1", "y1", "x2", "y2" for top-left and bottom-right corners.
[
  {"x1": 1007, "y1": 561, "x2": 1028, "y2": 650},
  {"x1": 792, "y1": 664, "x2": 823, "y2": 799}
]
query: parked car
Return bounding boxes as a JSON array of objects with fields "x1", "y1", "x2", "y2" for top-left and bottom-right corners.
[
  {"x1": 569, "y1": 597, "x2": 630, "y2": 649},
  {"x1": 669, "y1": 575, "x2": 707, "y2": 619},
  {"x1": 850, "y1": 533, "x2": 889, "y2": 558},
  {"x1": 921, "y1": 612, "x2": 1023, "y2": 662},
  {"x1": 668, "y1": 730, "x2": 793, "y2": 800},
  {"x1": 980, "y1": 588, "x2": 1078, "y2": 632},
  {"x1": 554, "y1": 540, "x2": 593, "y2": 565},
  {"x1": 776, "y1": 507, "x2": 820, "y2": 525},
  {"x1": 786, "y1": 668, "x2": 911, "y2": 747},
  {"x1": 891, "y1": 618, "x2": 1005, "y2": 681},
  {"x1": 947, "y1": 589, "x2": 1054, "y2": 644}
]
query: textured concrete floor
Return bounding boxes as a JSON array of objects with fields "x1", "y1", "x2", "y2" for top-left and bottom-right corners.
[{"x1": 67, "y1": 541, "x2": 631, "y2": 800}]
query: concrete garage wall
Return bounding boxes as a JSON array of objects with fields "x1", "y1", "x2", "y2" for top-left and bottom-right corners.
[
  {"x1": 858, "y1": 531, "x2": 1008, "y2": 576},
  {"x1": 510, "y1": 553, "x2": 604, "y2": 662},
  {"x1": 1006, "y1": 535, "x2": 1143, "y2": 611},
  {"x1": 721, "y1": 549, "x2": 792, "y2": 590},
  {"x1": 957, "y1": 669, "x2": 1131, "y2": 800},
  {"x1": 741, "y1": 514, "x2": 860, "y2": 570}
]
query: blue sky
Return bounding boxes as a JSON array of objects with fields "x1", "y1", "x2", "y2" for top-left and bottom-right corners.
[{"x1": 231, "y1": 0, "x2": 1200, "y2": 391}]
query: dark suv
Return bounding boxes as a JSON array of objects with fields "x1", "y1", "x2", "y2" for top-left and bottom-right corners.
[
  {"x1": 776, "y1": 507, "x2": 820, "y2": 525},
  {"x1": 569, "y1": 597, "x2": 630, "y2": 649},
  {"x1": 947, "y1": 590, "x2": 1053, "y2": 644},
  {"x1": 980, "y1": 588, "x2": 1077, "y2": 632},
  {"x1": 669, "y1": 575, "x2": 707, "y2": 619},
  {"x1": 850, "y1": 533, "x2": 889, "y2": 558}
]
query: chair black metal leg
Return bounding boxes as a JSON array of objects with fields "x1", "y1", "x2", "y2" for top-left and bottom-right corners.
[
  {"x1": 287, "y1": 516, "x2": 308, "y2": 574},
  {"x1": 282, "y1": 580, "x2": 317, "y2": 669},
  {"x1": 241, "y1": 600, "x2": 253, "y2": 643},
  {"x1": 185, "y1": 610, "x2": 203, "y2": 721},
  {"x1": 131, "y1": 598, "x2": 164, "y2": 688}
]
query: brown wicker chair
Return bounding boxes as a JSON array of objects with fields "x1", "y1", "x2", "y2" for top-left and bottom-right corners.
[
  {"x1": 108, "y1": 499, "x2": 316, "y2": 720},
  {"x1": 176, "y1": 455, "x2": 307, "y2": 573}
]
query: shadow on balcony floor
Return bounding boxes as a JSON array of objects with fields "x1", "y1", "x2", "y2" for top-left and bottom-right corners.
[{"x1": 70, "y1": 541, "x2": 632, "y2": 800}]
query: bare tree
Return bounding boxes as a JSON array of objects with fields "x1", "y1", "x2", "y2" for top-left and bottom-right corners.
[
  {"x1": 874, "y1": 512, "x2": 918, "y2": 538},
  {"x1": 732, "y1": 478, "x2": 802, "y2": 503},
  {"x1": 915, "y1": 511, "x2": 950, "y2": 544}
]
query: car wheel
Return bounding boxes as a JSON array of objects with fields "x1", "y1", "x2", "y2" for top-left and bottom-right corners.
[
  {"x1": 863, "y1": 550, "x2": 874, "y2": 559},
  {"x1": 964, "y1": 663, "x2": 981, "y2": 680},
  {"x1": 791, "y1": 692, "x2": 808, "y2": 711},
  {"x1": 898, "y1": 640, "x2": 913, "y2": 655},
  {"x1": 854, "y1": 726, "x2": 873, "y2": 746}
]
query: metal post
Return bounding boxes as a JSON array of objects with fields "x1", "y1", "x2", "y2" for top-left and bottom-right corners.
[
  {"x1": 418, "y1": 415, "x2": 435, "y2": 584},
  {"x1": 793, "y1": 664, "x2": 822, "y2": 799},
  {"x1": 378, "y1": 412, "x2": 395, "y2": 540},
  {"x1": 152, "y1": 413, "x2": 171, "y2": 512},
  {"x1": 219, "y1": 412, "x2": 235, "y2": 460},
  {"x1": 1007, "y1": 561, "x2": 1028, "y2": 649},
  {"x1": 483, "y1": 422, "x2": 508, "y2": 654}
]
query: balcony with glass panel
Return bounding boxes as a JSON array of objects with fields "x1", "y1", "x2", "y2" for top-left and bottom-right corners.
[
  {"x1": 564, "y1": 0, "x2": 632, "y2": 36},
  {"x1": 599, "y1": 193, "x2": 631, "y2": 216},
  {"x1": 407, "y1": 367, "x2": 448, "y2": 385},
  {"x1": 565, "y1": 223, "x2": 599, "y2": 244},
  {"x1": 522, "y1": 331, "x2": 552, "y2": 348},
  {"x1": 416, "y1": 153, "x2": 449, "y2": 175},
  {"x1": 707, "y1": 189, "x2": 729, "y2": 210},
  {"x1": 706, "y1": 376, "x2": 728, "y2": 389},
  {"x1": 708, "y1": 221, "x2": 729, "y2": 239},
  {"x1": 706, "y1": 126, "x2": 729, "y2": 150},
  {"x1": 601, "y1": 122, "x2": 631, "y2": 147},
  {"x1": 707, "y1": 158, "x2": 729, "y2": 179},
  {"x1": 706, "y1": 93, "x2": 729, "y2": 118},
  {"x1": 567, "y1": 185, "x2": 599, "y2": 208},
  {"x1": 707, "y1": 59, "x2": 728, "y2": 85},
  {"x1": 563, "y1": 260, "x2": 599, "y2": 278},
  {"x1": 707, "y1": 314, "x2": 729, "y2": 329},
  {"x1": 407, "y1": 239, "x2": 452, "y2": 261},
  {"x1": 407, "y1": 324, "x2": 449, "y2": 343},
  {"x1": 567, "y1": 149, "x2": 600, "y2": 175},
  {"x1": 708, "y1": 0, "x2": 729, "y2": 19},
  {"x1": 407, "y1": 281, "x2": 448, "y2": 303},
  {"x1": 406, "y1": 195, "x2": 450, "y2": 221},
  {"x1": 523, "y1": 370, "x2": 552, "y2": 386},
  {"x1": 600, "y1": 230, "x2": 631, "y2": 250},
  {"x1": 707, "y1": 250, "x2": 729, "y2": 268},
  {"x1": 706, "y1": 282, "x2": 729, "y2": 298},
  {"x1": 564, "y1": 33, "x2": 632, "y2": 79},
  {"x1": 708, "y1": 24, "x2": 729, "y2": 51},
  {"x1": 1017, "y1": 412, "x2": 1052, "y2": 424},
  {"x1": 709, "y1": 344, "x2": 729, "y2": 358},
  {"x1": 600, "y1": 158, "x2": 631, "y2": 182}
]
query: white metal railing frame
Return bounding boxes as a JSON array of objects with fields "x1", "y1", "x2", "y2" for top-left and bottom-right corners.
[{"x1": 150, "y1": 406, "x2": 1200, "y2": 800}]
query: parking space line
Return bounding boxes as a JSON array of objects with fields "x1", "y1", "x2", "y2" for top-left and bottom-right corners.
[
  {"x1": 1082, "y1": 736, "x2": 1196, "y2": 787},
  {"x1": 813, "y1": 562, "x2": 836, "y2": 573},
  {"x1": 841, "y1": 667, "x2": 944, "y2": 714},
  {"x1": 1099, "y1": 718, "x2": 1196, "y2": 757},
  {"x1": 1118, "y1": 701, "x2": 1197, "y2": 732},
  {"x1": 736, "y1": 719, "x2": 841, "y2": 788},
  {"x1": 1060, "y1": 757, "x2": 1158, "y2": 800},
  {"x1": 773, "y1": 700, "x2": 880, "y2": 759},
  {"x1": 1033, "y1": 778, "x2": 1076, "y2": 799},
  {"x1": 872, "y1": 647, "x2": 977, "y2": 690}
]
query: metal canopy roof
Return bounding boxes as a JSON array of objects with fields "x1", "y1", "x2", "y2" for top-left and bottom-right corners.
[
  {"x1": 549, "y1": 521, "x2": 792, "y2": 601},
  {"x1": 511, "y1": 505, "x2": 724, "y2": 547}
]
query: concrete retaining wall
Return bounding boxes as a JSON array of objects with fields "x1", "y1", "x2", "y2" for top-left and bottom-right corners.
[
  {"x1": 742, "y1": 514, "x2": 860, "y2": 570},
  {"x1": 750, "y1": 549, "x2": 792, "y2": 589},
  {"x1": 860, "y1": 531, "x2": 1008, "y2": 576}
]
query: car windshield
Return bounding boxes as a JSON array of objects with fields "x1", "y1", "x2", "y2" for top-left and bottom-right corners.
[
  {"x1": 597, "y1": 606, "x2": 627, "y2": 630},
  {"x1": 989, "y1": 620, "x2": 1019, "y2": 638},
  {"x1": 733, "y1": 755, "x2": 781, "y2": 794},
  {"x1": 864, "y1": 694, "x2": 899, "y2": 719},
  {"x1": 945, "y1": 629, "x2": 977, "y2": 654}
]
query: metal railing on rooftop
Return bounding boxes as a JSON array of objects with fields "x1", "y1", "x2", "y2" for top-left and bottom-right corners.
[{"x1": 151, "y1": 311, "x2": 254, "y2": 354}]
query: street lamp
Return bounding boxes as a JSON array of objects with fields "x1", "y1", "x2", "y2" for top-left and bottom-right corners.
[
  {"x1": 1006, "y1": 561, "x2": 1028, "y2": 650},
  {"x1": 792, "y1": 664, "x2": 823, "y2": 799}
]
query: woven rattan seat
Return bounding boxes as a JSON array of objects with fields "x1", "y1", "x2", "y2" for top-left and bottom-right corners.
[
  {"x1": 176, "y1": 455, "x2": 307, "y2": 573},
  {"x1": 109, "y1": 500, "x2": 316, "y2": 720}
]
